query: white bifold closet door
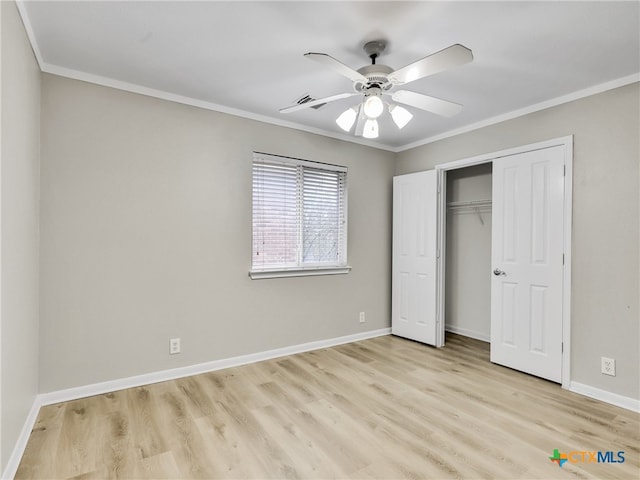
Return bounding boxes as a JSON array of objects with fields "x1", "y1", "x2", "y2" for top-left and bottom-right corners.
[
  {"x1": 392, "y1": 170, "x2": 438, "y2": 346},
  {"x1": 490, "y1": 146, "x2": 565, "y2": 382}
]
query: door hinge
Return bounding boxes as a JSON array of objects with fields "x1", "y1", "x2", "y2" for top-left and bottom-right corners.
[
  {"x1": 436, "y1": 249, "x2": 440, "y2": 259},
  {"x1": 563, "y1": 165, "x2": 566, "y2": 177},
  {"x1": 562, "y1": 253, "x2": 565, "y2": 265},
  {"x1": 561, "y1": 342, "x2": 564, "y2": 353}
]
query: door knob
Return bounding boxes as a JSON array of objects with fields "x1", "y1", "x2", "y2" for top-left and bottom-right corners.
[{"x1": 493, "y1": 268, "x2": 506, "y2": 276}]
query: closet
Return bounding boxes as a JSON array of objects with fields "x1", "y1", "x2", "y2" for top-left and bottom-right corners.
[
  {"x1": 391, "y1": 138, "x2": 572, "y2": 384},
  {"x1": 444, "y1": 163, "x2": 492, "y2": 342}
]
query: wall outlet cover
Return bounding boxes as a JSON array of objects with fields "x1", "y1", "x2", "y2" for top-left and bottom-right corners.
[
  {"x1": 170, "y1": 338, "x2": 181, "y2": 355},
  {"x1": 601, "y1": 357, "x2": 615, "y2": 376}
]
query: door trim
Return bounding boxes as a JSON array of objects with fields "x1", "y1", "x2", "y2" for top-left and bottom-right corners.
[{"x1": 434, "y1": 136, "x2": 573, "y2": 389}]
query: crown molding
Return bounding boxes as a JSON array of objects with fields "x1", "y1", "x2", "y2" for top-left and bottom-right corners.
[{"x1": 396, "y1": 73, "x2": 640, "y2": 152}]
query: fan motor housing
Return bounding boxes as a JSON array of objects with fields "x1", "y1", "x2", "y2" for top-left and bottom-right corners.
[{"x1": 354, "y1": 64, "x2": 394, "y2": 92}]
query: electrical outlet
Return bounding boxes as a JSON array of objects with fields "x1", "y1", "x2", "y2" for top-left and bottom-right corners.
[
  {"x1": 359, "y1": 312, "x2": 365, "y2": 323},
  {"x1": 170, "y1": 338, "x2": 181, "y2": 355},
  {"x1": 601, "y1": 357, "x2": 615, "y2": 376}
]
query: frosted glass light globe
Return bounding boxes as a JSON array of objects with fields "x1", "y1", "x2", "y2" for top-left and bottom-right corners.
[
  {"x1": 390, "y1": 105, "x2": 413, "y2": 129},
  {"x1": 335, "y1": 107, "x2": 357, "y2": 132},
  {"x1": 362, "y1": 119, "x2": 379, "y2": 139},
  {"x1": 363, "y1": 95, "x2": 384, "y2": 119}
]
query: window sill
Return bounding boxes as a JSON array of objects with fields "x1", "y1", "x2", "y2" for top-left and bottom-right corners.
[{"x1": 249, "y1": 266, "x2": 352, "y2": 280}]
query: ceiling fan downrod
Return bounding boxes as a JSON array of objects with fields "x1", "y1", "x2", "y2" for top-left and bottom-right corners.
[{"x1": 363, "y1": 40, "x2": 386, "y2": 62}]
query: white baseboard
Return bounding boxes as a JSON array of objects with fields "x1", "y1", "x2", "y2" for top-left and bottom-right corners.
[
  {"x1": 1, "y1": 327, "x2": 390, "y2": 480},
  {"x1": 38, "y1": 327, "x2": 391, "y2": 406},
  {"x1": 569, "y1": 381, "x2": 640, "y2": 413},
  {"x1": 2, "y1": 398, "x2": 41, "y2": 480},
  {"x1": 445, "y1": 325, "x2": 490, "y2": 343}
]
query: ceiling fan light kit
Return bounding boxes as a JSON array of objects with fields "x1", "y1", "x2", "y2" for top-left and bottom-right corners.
[{"x1": 281, "y1": 40, "x2": 473, "y2": 140}]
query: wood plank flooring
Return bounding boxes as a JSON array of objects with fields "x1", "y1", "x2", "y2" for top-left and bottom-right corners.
[{"x1": 15, "y1": 334, "x2": 639, "y2": 479}]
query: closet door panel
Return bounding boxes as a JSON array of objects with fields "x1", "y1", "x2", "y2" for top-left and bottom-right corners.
[
  {"x1": 392, "y1": 170, "x2": 438, "y2": 345},
  {"x1": 490, "y1": 146, "x2": 564, "y2": 382}
]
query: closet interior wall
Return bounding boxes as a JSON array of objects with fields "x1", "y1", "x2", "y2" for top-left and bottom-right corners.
[{"x1": 445, "y1": 163, "x2": 493, "y2": 342}]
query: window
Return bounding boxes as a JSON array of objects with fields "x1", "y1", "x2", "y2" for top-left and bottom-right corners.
[{"x1": 250, "y1": 152, "x2": 350, "y2": 279}]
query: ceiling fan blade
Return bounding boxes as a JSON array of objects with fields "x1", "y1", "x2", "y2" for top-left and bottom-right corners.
[
  {"x1": 280, "y1": 92, "x2": 357, "y2": 113},
  {"x1": 392, "y1": 90, "x2": 463, "y2": 117},
  {"x1": 389, "y1": 44, "x2": 473, "y2": 85},
  {"x1": 354, "y1": 104, "x2": 366, "y2": 136},
  {"x1": 305, "y1": 52, "x2": 368, "y2": 83}
]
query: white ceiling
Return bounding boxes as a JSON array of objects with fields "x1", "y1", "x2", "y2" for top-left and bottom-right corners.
[{"x1": 18, "y1": 1, "x2": 640, "y2": 151}]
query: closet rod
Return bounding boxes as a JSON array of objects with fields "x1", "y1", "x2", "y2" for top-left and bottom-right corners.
[
  {"x1": 446, "y1": 199, "x2": 492, "y2": 208},
  {"x1": 447, "y1": 199, "x2": 492, "y2": 225}
]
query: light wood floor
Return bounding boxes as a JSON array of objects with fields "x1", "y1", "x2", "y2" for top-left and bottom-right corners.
[{"x1": 16, "y1": 334, "x2": 639, "y2": 479}]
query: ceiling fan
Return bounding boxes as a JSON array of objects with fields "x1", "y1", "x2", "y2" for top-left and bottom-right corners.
[{"x1": 280, "y1": 40, "x2": 473, "y2": 139}]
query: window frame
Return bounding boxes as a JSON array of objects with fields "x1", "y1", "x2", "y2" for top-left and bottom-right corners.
[{"x1": 249, "y1": 152, "x2": 351, "y2": 279}]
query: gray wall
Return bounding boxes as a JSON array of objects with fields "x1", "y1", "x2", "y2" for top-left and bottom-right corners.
[
  {"x1": 39, "y1": 74, "x2": 395, "y2": 393},
  {"x1": 396, "y1": 83, "x2": 640, "y2": 400},
  {"x1": 445, "y1": 164, "x2": 492, "y2": 341},
  {"x1": 0, "y1": 0, "x2": 41, "y2": 470}
]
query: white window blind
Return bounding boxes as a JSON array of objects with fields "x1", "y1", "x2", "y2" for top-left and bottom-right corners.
[{"x1": 251, "y1": 152, "x2": 349, "y2": 278}]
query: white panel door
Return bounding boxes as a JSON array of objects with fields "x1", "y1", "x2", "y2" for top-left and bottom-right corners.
[
  {"x1": 491, "y1": 146, "x2": 565, "y2": 382},
  {"x1": 392, "y1": 170, "x2": 438, "y2": 345}
]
